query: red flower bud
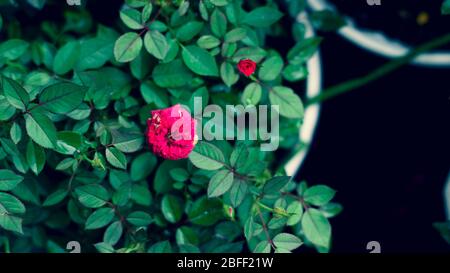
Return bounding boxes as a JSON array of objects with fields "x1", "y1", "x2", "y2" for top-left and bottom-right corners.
[
  {"x1": 146, "y1": 104, "x2": 197, "y2": 160},
  {"x1": 237, "y1": 59, "x2": 257, "y2": 77}
]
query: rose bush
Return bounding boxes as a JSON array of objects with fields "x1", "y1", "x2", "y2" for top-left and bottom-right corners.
[{"x1": 0, "y1": 0, "x2": 341, "y2": 253}]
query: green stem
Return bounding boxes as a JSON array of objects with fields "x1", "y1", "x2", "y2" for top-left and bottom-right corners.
[{"x1": 307, "y1": 32, "x2": 450, "y2": 105}]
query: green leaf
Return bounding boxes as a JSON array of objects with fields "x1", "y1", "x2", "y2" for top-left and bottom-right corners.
[
  {"x1": 104, "y1": 221, "x2": 123, "y2": 245},
  {"x1": 220, "y1": 62, "x2": 239, "y2": 87},
  {"x1": 10, "y1": 122, "x2": 22, "y2": 144},
  {"x1": 208, "y1": 170, "x2": 234, "y2": 197},
  {"x1": 232, "y1": 47, "x2": 267, "y2": 63},
  {"x1": 224, "y1": 28, "x2": 247, "y2": 43},
  {"x1": 263, "y1": 176, "x2": 290, "y2": 194},
  {"x1": 53, "y1": 41, "x2": 80, "y2": 75},
  {"x1": 130, "y1": 152, "x2": 157, "y2": 181},
  {"x1": 301, "y1": 208, "x2": 331, "y2": 248},
  {"x1": 131, "y1": 184, "x2": 152, "y2": 206},
  {"x1": 269, "y1": 86, "x2": 304, "y2": 119},
  {"x1": 210, "y1": 9, "x2": 227, "y2": 38},
  {"x1": 75, "y1": 184, "x2": 110, "y2": 208},
  {"x1": 259, "y1": 55, "x2": 284, "y2": 81},
  {"x1": 169, "y1": 168, "x2": 190, "y2": 182},
  {"x1": 148, "y1": 240, "x2": 172, "y2": 253},
  {"x1": 144, "y1": 30, "x2": 168, "y2": 60},
  {"x1": 120, "y1": 8, "x2": 143, "y2": 29},
  {"x1": 161, "y1": 194, "x2": 184, "y2": 223},
  {"x1": 321, "y1": 202, "x2": 343, "y2": 218},
  {"x1": 114, "y1": 32, "x2": 143, "y2": 63},
  {"x1": 243, "y1": 7, "x2": 283, "y2": 27},
  {"x1": 2, "y1": 77, "x2": 30, "y2": 110},
  {"x1": 85, "y1": 208, "x2": 115, "y2": 230},
  {"x1": 25, "y1": 111, "x2": 58, "y2": 149},
  {"x1": 187, "y1": 196, "x2": 223, "y2": 226},
  {"x1": 111, "y1": 128, "x2": 143, "y2": 153},
  {"x1": 142, "y1": 3, "x2": 153, "y2": 22},
  {"x1": 210, "y1": 0, "x2": 229, "y2": 6},
  {"x1": 0, "y1": 39, "x2": 29, "y2": 61},
  {"x1": 43, "y1": 188, "x2": 68, "y2": 207},
  {"x1": 303, "y1": 185, "x2": 336, "y2": 206},
  {"x1": 253, "y1": 240, "x2": 271, "y2": 253},
  {"x1": 26, "y1": 140, "x2": 45, "y2": 175},
  {"x1": 197, "y1": 35, "x2": 221, "y2": 49},
  {"x1": 0, "y1": 192, "x2": 26, "y2": 214},
  {"x1": 228, "y1": 179, "x2": 248, "y2": 207},
  {"x1": 152, "y1": 59, "x2": 192, "y2": 88},
  {"x1": 126, "y1": 211, "x2": 152, "y2": 226},
  {"x1": 55, "y1": 158, "x2": 76, "y2": 171},
  {"x1": 0, "y1": 170, "x2": 24, "y2": 191},
  {"x1": 176, "y1": 226, "x2": 199, "y2": 246},
  {"x1": 0, "y1": 214, "x2": 23, "y2": 234},
  {"x1": 443, "y1": 0, "x2": 450, "y2": 14},
  {"x1": 286, "y1": 201, "x2": 303, "y2": 226},
  {"x1": 181, "y1": 45, "x2": 219, "y2": 77},
  {"x1": 106, "y1": 147, "x2": 127, "y2": 169},
  {"x1": 0, "y1": 95, "x2": 16, "y2": 121},
  {"x1": 311, "y1": 10, "x2": 346, "y2": 32},
  {"x1": 176, "y1": 21, "x2": 204, "y2": 42},
  {"x1": 273, "y1": 233, "x2": 303, "y2": 251},
  {"x1": 189, "y1": 142, "x2": 225, "y2": 170},
  {"x1": 241, "y1": 82, "x2": 262, "y2": 106},
  {"x1": 39, "y1": 82, "x2": 87, "y2": 114},
  {"x1": 282, "y1": 63, "x2": 308, "y2": 82},
  {"x1": 287, "y1": 37, "x2": 322, "y2": 65},
  {"x1": 75, "y1": 27, "x2": 118, "y2": 71},
  {"x1": 94, "y1": 242, "x2": 115, "y2": 253}
]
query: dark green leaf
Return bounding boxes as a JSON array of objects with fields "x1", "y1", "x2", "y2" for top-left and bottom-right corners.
[
  {"x1": 243, "y1": 7, "x2": 283, "y2": 27},
  {"x1": 39, "y1": 82, "x2": 87, "y2": 114},
  {"x1": 25, "y1": 110, "x2": 58, "y2": 149},
  {"x1": 85, "y1": 207, "x2": 115, "y2": 230},
  {"x1": 2, "y1": 77, "x2": 30, "y2": 110},
  {"x1": 181, "y1": 45, "x2": 219, "y2": 77},
  {"x1": 0, "y1": 170, "x2": 24, "y2": 191}
]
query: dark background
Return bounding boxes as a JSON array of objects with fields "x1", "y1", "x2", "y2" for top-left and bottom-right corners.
[{"x1": 298, "y1": 0, "x2": 450, "y2": 252}]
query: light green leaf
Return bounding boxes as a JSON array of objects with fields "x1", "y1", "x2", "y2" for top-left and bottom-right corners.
[
  {"x1": 0, "y1": 214, "x2": 23, "y2": 234},
  {"x1": 126, "y1": 211, "x2": 152, "y2": 226},
  {"x1": 106, "y1": 147, "x2": 127, "y2": 169},
  {"x1": 269, "y1": 86, "x2": 304, "y2": 119},
  {"x1": 114, "y1": 32, "x2": 143, "y2": 63},
  {"x1": 259, "y1": 55, "x2": 284, "y2": 81},
  {"x1": 241, "y1": 82, "x2": 262, "y2": 106},
  {"x1": 75, "y1": 184, "x2": 110, "y2": 208},
  {"x1": 243, "y1": 7, "x2": 283, "y2": 27},
  {"x1": 0, "y1": 39, "x2": 29, "y2": 61},
  {"x1": 207, "y1": 170, "x2": 234, "y2": 197},
  {"x1": 120, "y1": 8, "x2": 143, "y2": 29},
  {"x1": 224, "y1": 28, "x2": 247, "y2": 43},
  {"x1": 287, "y1": 37, "x2": 322, "y2": 65},
  {"x1": 26, "y1": 140, "x2": 46, "y2": 175},
  {"x1": 220, "y1": 62, "x2": 239, "y2": 87},
  {"x1": 189, "y1": 141, "x2": 225, "y2": 170},
  {"x1": 0, "y1": 170, "x2": 24, "y2": 191},
  {"x1": 286, "y1": 201, "x2": 303, "y2": 226},
  {"x1": 85, "y1": 208, "x2": 115, "y2": 230},
  {"x1": 95, "y1": 242, "x2": 115, "y2": 253},
  {"x1": 0, "y1": 192, "x2": 26, "y2": 214},
  {"x1": 144, "y1": 30, "x2": 168, "y2": 60},
  {"x1": 197, "y1": 35, "x2": 221, "y2": 49},
  {"x1": 210, "y1": 9, "x2": 227, "y2": 38},
  {"x1": 10, "y1": 122, "x2": 22, "y2": 144},
  {"x1": 253, "y1": 240, "x2": 271, "y2": 253},
  {"x1": 25, "y1": 111, "x2": 58, "y2": 149},
  {"x1": 104, "y1": 221, "x2": 123, "y2": 246},
  {"x1": 182, "y1": 45, "x2": 219, "y2": 77},
  {"x1": 304, "y1": 185, "x2": 336, "y2": 206},
  {"x1": 301, "y1": 208, "x2": 331, "y2": 248},
  {"x1": 273, "y1": 233, "x2": 303, "y2": 251},
  {"x1": 2, "y1": 77, "x2": 30, "y2": 110}
]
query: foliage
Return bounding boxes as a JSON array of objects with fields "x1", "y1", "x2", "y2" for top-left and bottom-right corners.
[{"x1": 0, "y1": 0, "x2": 341, "y2": 253}]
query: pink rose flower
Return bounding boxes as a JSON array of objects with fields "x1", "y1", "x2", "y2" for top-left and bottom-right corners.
[{"x1": 146, "y1": 104, "x2": 197, "y2": 160}]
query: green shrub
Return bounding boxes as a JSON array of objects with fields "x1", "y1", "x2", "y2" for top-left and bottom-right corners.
[{"x1": 0, "y1": 0, "x2": 341, "y2": 253}]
